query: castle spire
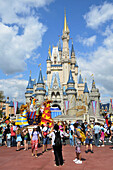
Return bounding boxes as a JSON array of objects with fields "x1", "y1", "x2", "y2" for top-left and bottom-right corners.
[
  {"x1": 92, "y1": 77, "x2": 96, "y2": 89},
  {"x1": 67, "y1": 70, "x2": 75, "y2": 84},
  {"x1": 48, "y1": 44, "x2": 51, "y2": 58},
  {"x1": 58, "y1": 37, "x2": 62, "y2": 51},
  {"x1": 27, "y1": 70, "x2": 33, "y2": 89},
  {"x1": 84, "y1": 78, "x2": 89, "y2": 93},
  {"x1": 37, "y1": 69, "x2": 44, "y2": 84},
  {"x1": 63, "y1": 10, "x2": 69, "y2": 33},
  {"x1": 78, "y1": 71, "x2": 83, "y2": 84},
  {"x1": 71, "y1": 40, "x2": 75, "y2": 56}
]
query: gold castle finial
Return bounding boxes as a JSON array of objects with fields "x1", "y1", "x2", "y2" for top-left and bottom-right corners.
[
  {"x1": 30, "y1": 70, "x2": 31, "y2": 76},
  {"x1": 85, "y1": 77, "x2": 87, "y2": 82},
  {"x1": 38, "y1": 63, "x2": 41, "y2": 70},
  {"x1": 63, "y1": 9, "x2": 69, "y2": 33},
  {"x1": 48, "y1": 44, "x2": 51, "y2": 58}
]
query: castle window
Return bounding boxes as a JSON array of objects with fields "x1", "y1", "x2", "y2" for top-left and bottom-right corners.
[
  {"x1": 56, "y1": 92, "x2": 60, "y2": 99},
  {"x1": 51, "y1": 92, "x2": 55, "y2": 99}
]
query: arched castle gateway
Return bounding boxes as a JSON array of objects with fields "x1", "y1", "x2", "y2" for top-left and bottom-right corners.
[{"x1": 25, "y1": 12, "x2": 104, "y2": 123}]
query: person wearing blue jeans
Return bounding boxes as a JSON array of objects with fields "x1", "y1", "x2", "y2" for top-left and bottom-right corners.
[
  {"x1": 69, "y1": 130, "x2": 74, "y2": 146},
  {"x1": 93, "y1": 123, "x2": 101, "y2": 147}
]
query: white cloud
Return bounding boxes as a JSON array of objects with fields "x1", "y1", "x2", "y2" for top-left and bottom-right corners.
[
  {"x1": 78, "y1": 35, "x2": 96, "y2": 46},
  {"x1": 13, "y1": 74, "x2": 24, "y2": 79},
  {"x1": 0, "y1": 0, "x2": 54, "y2": 74},
  {"x1": 0, "y1": 78, "x2": 28, "y2": 103},
  {"x1": 84, "y1": 2, "x2": 113, "y2": 29}
]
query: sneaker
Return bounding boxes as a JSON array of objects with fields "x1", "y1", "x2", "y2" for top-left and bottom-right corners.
[
  {"x1": 101, "y1": 145, "x2": 105, "y2": 147},
  {"x1": 109, "y1": 140, "x2": 112, "y2": 143},
  {"x1": 85, "y1": 150, "x2": 88, "y2": 153},
  {"x1": 75, "y1": 160, "x2": 82, "y2": 164},
  {"x1": 90, "y1": 150, "x2": 94, "y2": 153},
  {"x1": 73, "y1": 158, "x2": 78, "y2": 162},
  {"x1": 97, "y1": 145, "x2": 100, "y2": 147}
]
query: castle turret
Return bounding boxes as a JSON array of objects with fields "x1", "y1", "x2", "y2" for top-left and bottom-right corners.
[
  {"x1": 35, "y1": 69, "x2": 46, "y2": 103},
  {"x1": 66, "y1": 70, "x2": 77, "y2": 115},
  {"x1": 78, "y1": 71, "x2": 84, "y2": 96},
  {"x1": 89, "y1": 78, "x2": 100, "y2": 118},
  {"x1": 62, "y1": 11, "x2": 71, "y2": 86},
  {"x1": 83, "y1": 78, "x2": 89, "y2": 105},
  {"x1": 25, "y1": 71, "x2": 33, "y2": 103},
  {"x1": 58, "y1": 38, "x2": 62, "y2": 62},
  {"x1": 71, "y1": 41, "x2": 75, "y2": 69},
  {"x1": 46, "y1": 45, "x2": 52, "y2": 88}
]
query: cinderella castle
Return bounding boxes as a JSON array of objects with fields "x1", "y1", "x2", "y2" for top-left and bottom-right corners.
[{"x1": 25, "y1": 12, "x2": 104, "y2": 123}]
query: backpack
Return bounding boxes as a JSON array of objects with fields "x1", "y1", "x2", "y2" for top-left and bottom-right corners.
[
  {"x1": 54, "y1": 131, "x2": 62, "y2": 147},
  {"x1": 77, "y1": 129, "x2": 86, "y2": 142}
]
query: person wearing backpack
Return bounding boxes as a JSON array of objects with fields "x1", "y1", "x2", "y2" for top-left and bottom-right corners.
[
  {"x1": 49, "y1": 124, "x2": 64, "y2": 167},
  {"x1": 85, "y1": 124, "x2": 94, "y2": 153},
  {"x1": 73, "y1": 123, "x2": 82, "y2": 164}
]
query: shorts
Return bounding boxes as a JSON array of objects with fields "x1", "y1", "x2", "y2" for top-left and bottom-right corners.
[
  {"x1": 16, "y1": 136, "x2": 22, "y2": 142},
  {"x1": 43, "y1": 137, "x2": 49, "y2": 145},
  {"x1": 75, "y1": 143, "x2": 81, "y2": 153},
  {"x1": 24, "y1": 137, "x2": 28, "y2": 141},
  {"x1": 85, "y1": 138, "x2": 93, "y2": 144},
  {"x1": 31, "y1": 140, "x2": 38, "y2": 151}
]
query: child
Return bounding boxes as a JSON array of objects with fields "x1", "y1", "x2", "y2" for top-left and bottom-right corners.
[
  {"x1": 85, "y1": 125, "x2": 93, "y2": 153},
  {"x1": 7, "y1": 129, "x2": 11, "y2": 147},
  {"x1": 100, "y1": 125, "x2": 105, "y2": 147},
  {"x1": 24, "y1": 128, "x2": 29, "y2": 150},
  {"x1": 16, "y1": 126, "x2": 22, "y2": 151}
]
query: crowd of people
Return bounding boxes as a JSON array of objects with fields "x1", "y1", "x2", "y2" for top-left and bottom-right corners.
[{"x1": 0, "y1": 120, "x2": 113, "y2": 166}]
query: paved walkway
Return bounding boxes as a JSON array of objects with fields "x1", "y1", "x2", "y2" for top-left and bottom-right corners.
[{"x1": 0, "y1": 144, "x2": 113, "y2": 170}]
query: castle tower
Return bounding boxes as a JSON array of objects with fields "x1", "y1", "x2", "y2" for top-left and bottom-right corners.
[
  {"x1": 46, "y1": 46, "x2": 52, "y2": 88},
  {"x1": 89, "y1": 78, "x2": 100, "y2": 118},
  {"x1": 66, "y1": 70, "x2": 77, "y2": 115},
  {"x1": 62, "y1": 11, "x2": 71, "y2": 87},
  {"x1": 58, "y1": 37, "x2": 62, "y2": 62},
  {"x1": 83, "y1": 78, "x2": 89, "y2": 105},
  {"x1": 75, "y1": 58, "x2": 78, "y2": 89},
  {"x1": 25, "y1": 71, "x2": 33, "y2": 103},
  {"x1": 35, "y1": 69, "x2": 46, "y2": 103},
  {"x1": 70, "y1": 41, "x2": 78, "y2": 89},
  {"x1": 78, "y1": 71, "x2": 84, "y2": 96}
]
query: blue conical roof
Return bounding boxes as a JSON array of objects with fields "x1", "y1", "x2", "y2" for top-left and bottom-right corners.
[
  {"x1": 9, "y1": 101, "x2": 13, "y2": 107},
  {"x1": 78, "y1": 73, "x2": 83, "y2": 84},
  {"x1": 37, "y1": 69, "x2": 44, "y2": 84},
  {"x1": 46, "y1": 53, "x2": 51, "y2": 61},
  {"x1": 27, "y1": 75, "x2": 33, "y2": 89},
  {"x1": 58, "y1": 38, "x2": 62, "y2": 51},
  {"x1": 67, "y1": 70, "x2": 75, "y2": 84},
  {"x1": 75, "y1": 60, "x2": 78, "y2": 67},
  {"x1": 71, "y1": 43, "x2": 75, "y2": 56},
  {"x1": 84, "y1": 82, "x2": 89, "y2": 93}
]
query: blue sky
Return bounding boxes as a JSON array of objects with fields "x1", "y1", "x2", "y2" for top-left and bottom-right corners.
[{"x1": 0, "y1": 0, "x2": 113, "y2": 103}]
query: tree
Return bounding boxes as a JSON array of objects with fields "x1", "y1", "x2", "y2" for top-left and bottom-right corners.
[{"x1": 0, "y1": 91, "x2": 5, "y2": 102}]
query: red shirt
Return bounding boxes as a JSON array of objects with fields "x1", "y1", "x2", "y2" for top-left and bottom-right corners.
[{"x1": 10, "y1": 126, "x2": 16, "y2": 136}]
